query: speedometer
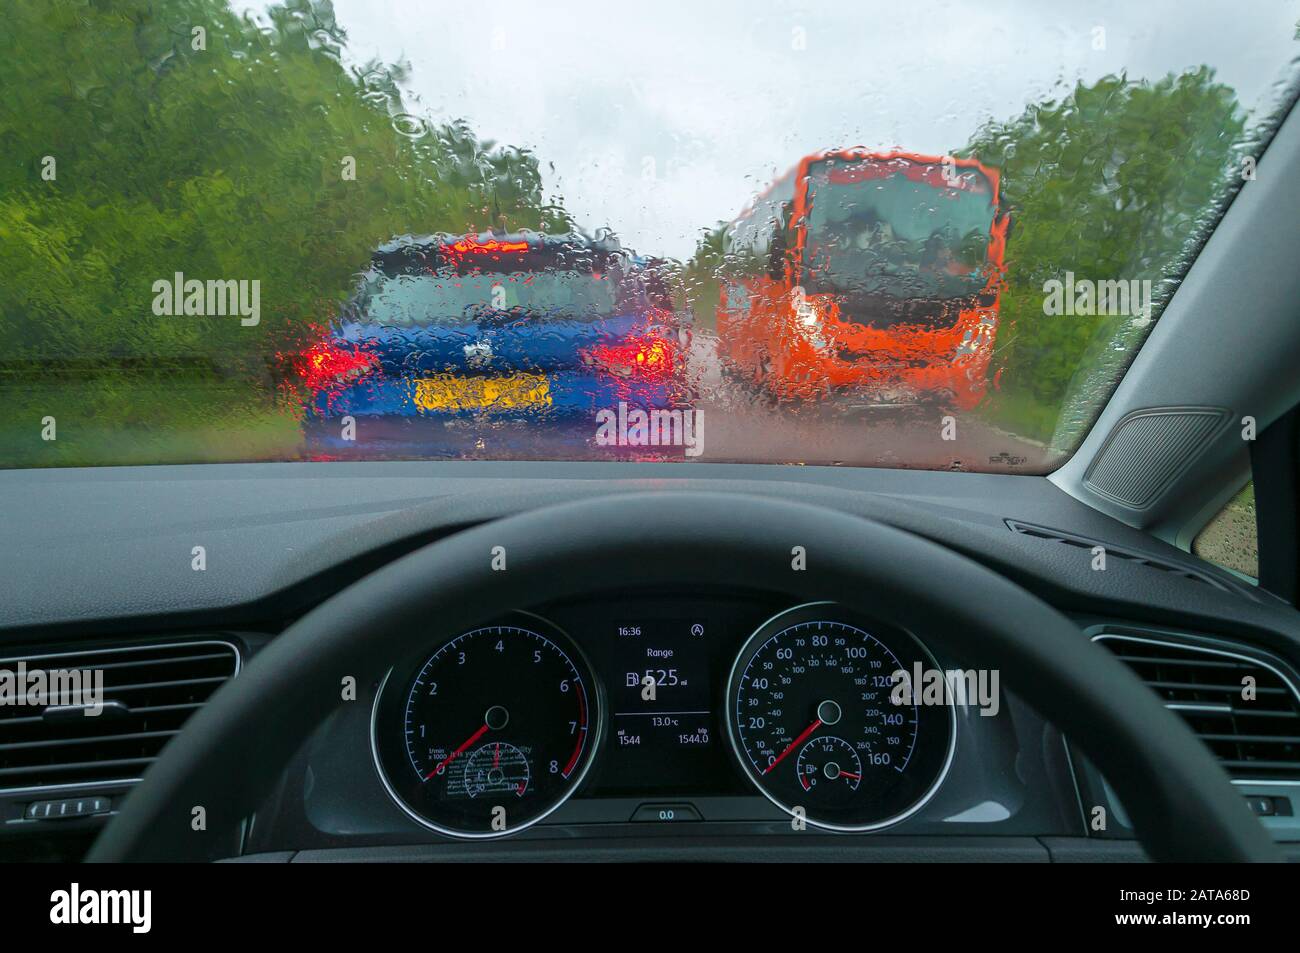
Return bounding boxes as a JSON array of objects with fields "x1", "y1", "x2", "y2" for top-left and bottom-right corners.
[
  {"x1": 726, "y1": 602, "x2": 954, "y2": 831},
  {"x1": 372, "y1": 612, "x2": 602, "y2": 838}
]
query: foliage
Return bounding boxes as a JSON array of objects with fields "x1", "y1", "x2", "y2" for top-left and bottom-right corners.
[
  {"x1": 963, "y1": 69, "x2": 1245, "y2": 446},
  {"x1": 0, "y1": 0, "x2": 565, "y2": 461},
  {"x1": 0, "y1": 4, "x2": 1258, "y2": 462}
]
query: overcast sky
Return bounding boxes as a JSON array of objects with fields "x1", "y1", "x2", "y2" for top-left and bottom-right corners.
[{"x1": 248, "y1": 0, "x2": 1300, "y2": 258}]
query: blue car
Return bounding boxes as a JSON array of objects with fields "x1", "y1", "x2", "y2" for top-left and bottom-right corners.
[{"x1": 297, "y1": 232, "x2": 691, "y2": 455}]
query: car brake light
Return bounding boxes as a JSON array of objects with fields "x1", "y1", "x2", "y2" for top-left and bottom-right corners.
[
  {"x1": 585, "y1": 333, "x2": 678, "y2": 382},
  {"x1": 292, "y1": 340, "x2": 379, "y2": 395},
  {"x1": 443, "y1": 236, "x2": 530, "y2": 257}
]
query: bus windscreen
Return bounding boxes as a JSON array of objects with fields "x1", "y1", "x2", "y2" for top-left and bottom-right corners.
[{"x1": 803, "y1": 162, "x2": 996, "y2": 301}]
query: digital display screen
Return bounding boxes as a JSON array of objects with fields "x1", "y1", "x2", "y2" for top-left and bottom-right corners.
[
  {"x1": 577, "y1": 614, "x2": 747, "y2": 796},
  {"x1": 610, "y1": 619, "x2": 714, "y2": 755},
  {"x1": 537, "y1": 597, "x2": 773, "y2": 798}
]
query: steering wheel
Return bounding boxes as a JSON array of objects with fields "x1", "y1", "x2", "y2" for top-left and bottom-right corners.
[{"x1": 87, "y1": 492, "x2": 1278, "y2": 862}]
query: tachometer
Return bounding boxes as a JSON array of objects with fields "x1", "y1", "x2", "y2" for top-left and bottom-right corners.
[
  {"x1": 726, "y1": 602, "x2": 954, "y2": 831},
  {"x1": 372, "y1": 613, "x2": 602, "y2": 838}
]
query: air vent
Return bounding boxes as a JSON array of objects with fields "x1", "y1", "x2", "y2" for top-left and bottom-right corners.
[
  {"x1": 1005, "y1": 519, "x2": 1230, "y2": 592},
  {"x1": 0, "y1": 640, "x2": 239, "y2": 792},
  {"x1": 1097, "y1": 633, "x2": 1300, "y2": 780}
]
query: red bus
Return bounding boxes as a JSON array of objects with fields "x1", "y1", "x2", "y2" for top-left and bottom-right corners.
[{"x1": 717, "y1": 150, "x2": 1008, "y2": 409}]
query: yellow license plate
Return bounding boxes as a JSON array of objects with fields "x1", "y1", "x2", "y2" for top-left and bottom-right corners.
[{"x1": 412, "y1": 372, "x2": 553, "y2": 412}]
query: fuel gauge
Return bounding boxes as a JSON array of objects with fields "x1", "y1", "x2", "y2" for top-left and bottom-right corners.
[{"x1": 796, "y1": 736, "x2": 863, "y2": 800}]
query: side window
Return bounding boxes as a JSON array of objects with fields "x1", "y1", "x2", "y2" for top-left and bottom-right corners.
[{"x1": 1193, "y1": 482, "x2": 1258, "y2": 580}]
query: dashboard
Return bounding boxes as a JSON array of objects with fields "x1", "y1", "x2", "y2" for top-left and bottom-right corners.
[
  {"x1": 252, "y1": 587, "x2": 1088, "y2": 857},
  {"x1": 3, "y1": 461, "x2": 1300, "y2": 861}
]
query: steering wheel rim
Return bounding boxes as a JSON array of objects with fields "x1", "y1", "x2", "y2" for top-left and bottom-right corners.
[{"x1": 87, "y1": 491, "x2": 1278, "y2": 862}]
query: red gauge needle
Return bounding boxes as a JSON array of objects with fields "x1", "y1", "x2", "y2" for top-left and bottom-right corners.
[
  {"x1": 763, "y1": 718, "x2": 823, "y2": 775},
  {"x1": 425, "y1": 723, "x2": 489, "y2": 780},
  {"x1": 839, "y1": 771, "x2": 862, "y2": 781},
  {"x1": 493, "y1": 743, "x2": 500, "y2": 769}
]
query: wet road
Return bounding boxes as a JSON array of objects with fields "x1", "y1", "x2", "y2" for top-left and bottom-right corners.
[{"x1": 304, "y1": 332, "x2": 1058, "y2": 473}]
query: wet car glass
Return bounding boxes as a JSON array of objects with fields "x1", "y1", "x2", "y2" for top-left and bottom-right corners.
[{"x1": 2, "y1": 0, "x2": 1299, "y2": 469}]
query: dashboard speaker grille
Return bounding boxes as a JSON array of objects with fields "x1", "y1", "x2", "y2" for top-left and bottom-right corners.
[
  {"x1": 1083, "y1": 407, "x2": 1229, "y2": 509},
  {"x1": 1097, "y1": 633, "x2": 1300, "y2": 780},
  {"x1": 0, "y1": 640, "x2": 240, "y2": 791}
]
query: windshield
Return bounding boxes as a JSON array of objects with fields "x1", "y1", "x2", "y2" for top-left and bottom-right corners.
[
  {"x1": 358, "y1": 272, "x2": 621, "y2": 325},
  {"x1": 803, "y1": 157, "x2": 998, "y2": 301},
  {"x1": 3, "y1": 0, "x2": 1299, "y2": 469}
]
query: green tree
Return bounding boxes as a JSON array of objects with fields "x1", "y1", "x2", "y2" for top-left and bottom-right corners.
[
  {"x1": 962, "y1": 69, "x2": 1246, "y2": 447},
  {"x1": 0, "y1": 0, "x2": 568, "y2": 464},
  {"x1": 678, "y1": 221, "x2": 727, "y2": 330}
]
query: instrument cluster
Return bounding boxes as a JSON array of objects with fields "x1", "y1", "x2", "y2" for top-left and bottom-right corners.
[{"x1": 372, "y1": 595, "x2": 955, "y2": 838}]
